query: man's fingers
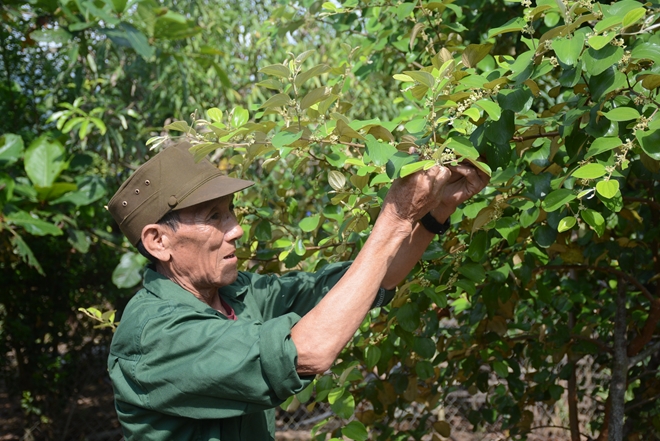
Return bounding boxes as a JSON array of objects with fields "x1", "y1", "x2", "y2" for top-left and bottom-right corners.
[{"x1": 448, "y1": 164, "x2": 490, "y2": 188}]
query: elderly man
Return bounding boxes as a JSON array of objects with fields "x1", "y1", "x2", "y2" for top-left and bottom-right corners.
[{"x1": 107, "y1": 140, "x2": 488, "y2": 440}]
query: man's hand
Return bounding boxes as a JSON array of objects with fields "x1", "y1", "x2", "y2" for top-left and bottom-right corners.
[
  {"x1": 381, "y1": 166, "x2": 452, "y2": 227},
  {"x1": 430, "y1": 163, "x2": 490, "y2": 222}
]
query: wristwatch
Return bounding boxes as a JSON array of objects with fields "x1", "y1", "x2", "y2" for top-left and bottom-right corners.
[{"x1": 419, "y1": 212, "x2": 451, "y2": 235}]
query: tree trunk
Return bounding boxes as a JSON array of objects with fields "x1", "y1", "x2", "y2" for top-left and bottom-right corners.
[
  {"x1": 609, "y1": 278, "x2": 628, "y2": 441},
  {"x1": 568, "y1": 309, "x2": 581, "y2": 441}
]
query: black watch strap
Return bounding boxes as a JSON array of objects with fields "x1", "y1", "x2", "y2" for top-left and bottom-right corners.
[{"x1": 419, "y1": 212, "x2": 451, "y2": 235}]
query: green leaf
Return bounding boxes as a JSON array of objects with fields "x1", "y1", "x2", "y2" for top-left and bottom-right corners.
[
  {"x1": 601, "y1": 107, "x2": 640, "y2": 122},
  {"x1": 31, "y1": 29, "x2": 71, "y2": 44},
  {"x1": 585, "y1": 136, "x2": 622, "y2": 159},
  {"x1": 294, "y1": 238, "x2": 306, "y2": 256},
  {"x1": 542, "y1": 189, "x2": 576, "y2": 212},
  {"x1": 365, "y1": 135, "x2": 397, "y2": 166},
  {"x1": 572, "y1": 163, "x2": 607, "y2": 179},
  {"x1": 596, "y1": 180, "x2": 620, "y2": 198},
  {"x1": 466, "y1": 230, "x2": 488, "y2": 262},
  {"x1": 636, "y1": 129, "x2": 660, "y2": 160},
  {"x1": 89, "y1": 117, "x2": 107, "y2": 135},
  {"x1": 583, "y1": 45, "x2": 624, "y2": 76},
  {"x1": 24, "y1": 135, "x2": 66, "y2": 188},
  {"x1": 400, "y1": 160, "x2": 435, "y2": 178},
  {"x1": 259, "y1": 93, "x2": 291, "y2": 109},
  {"x1": 10, "y1": 234, "x2": 43, "y2": 275},
  {"x1": 0, "y1": 133, "x2": 24, "y2": 166},
  {"x1": 558, "y1": 216, "x2": 577, "y2": 232},
  {"x1": 474, "y1": 100, "x2": 501, "y2": 121},
  {"x1": 112, "y1": 252, "x2": 147, "y2": 289},
  {"x1": 487, "y1": 17, "x2": 527, "y2": 38},
  {"x1": 294, "y1": 64, "x2": 330, "y2": 88},
  {"x1": 396, "y1": 302, "x2": 420, "y2": 332},
  {"x1": 164, "y1": 121, "x2": 190, "y2": 132},
  {"x1": 120, "y1": 23, "x2": 154, "y2": 59},
  {"x1": 300, "y1": 87, "x2": 331, "y2": 110},
  {"x1": 232, "y1": 106, "x2": 249, "y2": 127},
  {"x1": 365, "y1": 345, "x2": 381, "y2": 370},
  {"x1": 622, "y1": 7, "x2": 646, "y2": 28},
  {"x1": 404, "y1": 118, "x2": 427, "y2": 134},
  {"x1": 342, "y1": 421, "x2": 368, "y2": 441},
  {"x1": 207, "y1": 108, "x2": 223, "y2": 122},
  {"x1": 330, "y1": 389, "x2": 355, "y2": 419},
  {"x1": 299, "y1": 215, "x2": 321, "y2": 232},
  {"x1": 493, "y1": 361, "x2": 509, "y2": 378},
  {"x1": 631, "y1": 41, "x2": 660, "y2": 62},
  {"x1": 259, "y1": 64, "x2": 290, "y2": 79},
  {"x1": 463, "y1": 107, "x2": 480, "y2": 122},
  {"x1": 5, "y1": 211, "x2": 63, "y2": 236},
  {"x1": 272, "y1": 131, "x2": 303, "y2": 149},
  {"x1": 393, "y1": 74, "x2": 414, "y2": 82},
  {"x1": 588, "y1": 34, "x2": 616, "y2": 51},
  {"x1": 458, "y1": 262, "x2": 486, "y2": 282},
  {"x1": 403, "y1": 70, "x2": 435, "y2": 88},
  {"x1": 462, "y1": 43, "x2": 493, "y2": 68},
  {"x1": 111, "y1": 0, "x2": 128, "y2": 13},
  {"x1": 551, "y1": 37, "x2": 583, "y2": 66},
  {"x1": 494, "y1": 217, "x2": 520, "y2": 246},
  {"x1": 581, "y1": 209, "x2": 605, "y2": 237},
  {"x1": 386, "y1": 152, "x2": 418, "y2": 179},
  {"x1": 50, "y1": 176, "x2": 107, "y2": 206},
  {"x1": 640, "y1": 74, "x2": 660, "y2": 90}
]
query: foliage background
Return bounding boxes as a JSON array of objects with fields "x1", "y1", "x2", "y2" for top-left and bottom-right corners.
[{"x1": 1, "y1": 0, "x2": 659, "y2": 440}]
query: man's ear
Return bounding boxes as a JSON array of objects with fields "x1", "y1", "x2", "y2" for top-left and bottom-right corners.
[{"x1": 141, "y1": 224, "x2": 172, "y2": 262}]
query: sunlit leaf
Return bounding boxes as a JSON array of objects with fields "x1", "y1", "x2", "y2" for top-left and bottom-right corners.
[
  {"x1": 572, "y1": 163, "x2": 607, "y2": 179},
  {"x1": 558, "y1": 216, "x2": 577, "y2": 232},
  {"x1": 596, "y1": 179, "x2": 620, "y2": 198}
]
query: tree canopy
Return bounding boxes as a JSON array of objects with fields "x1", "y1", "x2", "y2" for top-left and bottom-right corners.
[{"x1": 1, "y1": 0, "x2": 659, "y2": 439}]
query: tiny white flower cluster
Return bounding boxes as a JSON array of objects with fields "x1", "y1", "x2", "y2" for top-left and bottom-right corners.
[
  {"x1": 634, "y1": 116, "x2": 649, "y2": 132},
  {"x1": 440, "y1": 149, "x2": 457, "y2": 163},
  {"x1": 633, "y1": 95, "x2": 647, "y2": 106},
  {"x1": 610, "y1": 38, "x2": 625, "y2": 47},
  {"x1": 618, "y1": 50, "x2": 632, "y2": 71},
  {"x1": 521, "y1": 0, "x2": 532, "y2": 7},
  {"x1": 546, "y1": 56, "x2": 559, "y2": 67}
]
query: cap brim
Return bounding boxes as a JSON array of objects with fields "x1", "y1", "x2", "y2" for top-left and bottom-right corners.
[{"x1": 174, "y1": 175, "x2": 254, "y2": 211}]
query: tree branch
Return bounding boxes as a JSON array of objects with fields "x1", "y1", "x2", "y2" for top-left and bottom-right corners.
[
  {"x1": 628, "y1": 340, "x2": 660, "y2": 367},
  {"x1": 536, "y1": 265, "x2": 655, "y2": 303},
  {"x1": 623, "y1": 197, "x2": 660, "y2": 212},
  {"x1": 512, "y1": 131, "x2": 560, "y2": 142}
]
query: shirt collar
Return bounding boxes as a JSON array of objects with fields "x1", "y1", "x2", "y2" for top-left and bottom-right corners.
[
  {"x1": 142, "y1": 267, "x2": 249, "y2": 310},
  {"x1": 143, "y1": 267, "x2": 216, "y2": 313}
]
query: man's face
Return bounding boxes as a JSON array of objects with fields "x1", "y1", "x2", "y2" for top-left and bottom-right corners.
[{"x1": 164, "y1": 195, "x2": 243, "y2": 290}]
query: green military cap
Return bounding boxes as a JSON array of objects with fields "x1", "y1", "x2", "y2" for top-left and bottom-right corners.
[{"x1": 108, "y1": 140, "x2": 254, "y2": 246}]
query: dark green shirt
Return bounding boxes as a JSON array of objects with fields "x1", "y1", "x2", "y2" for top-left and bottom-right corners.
[{"x1": 108, "y1": 262, "x2": 394, "y2": 441}]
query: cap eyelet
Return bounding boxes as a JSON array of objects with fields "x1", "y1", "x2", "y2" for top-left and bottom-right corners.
[
  {"x1": 122, "y1": 201, "x2": 128, "y2": 207},
  {"x1": 134, "y1": 189, "x2": 140, "y2": 195},
  {"x1": 145, "y1": 180, "x2": 150, "y2": 186}
]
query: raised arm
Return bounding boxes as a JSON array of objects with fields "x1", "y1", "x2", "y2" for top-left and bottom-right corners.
[
  {"x1": 380, "y1": 163, "x2": 491, "y2": 289},
  {"x1": 291, "y1": 166, "x2": 451, "y2": 374}
]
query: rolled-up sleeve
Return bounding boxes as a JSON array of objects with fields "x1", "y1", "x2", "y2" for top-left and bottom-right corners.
[{"x1": 258, "y1": 313, "x2": 307, "y2": 400}]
